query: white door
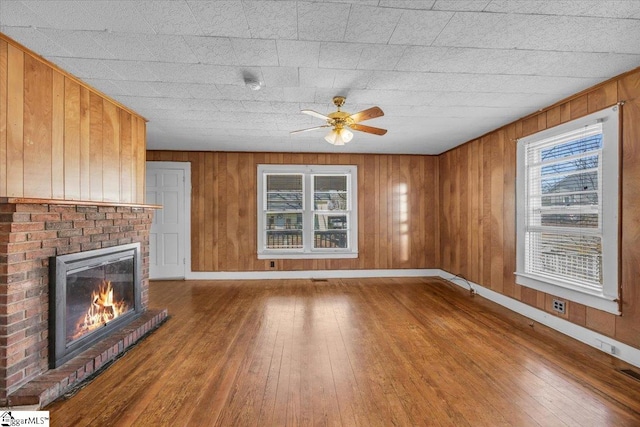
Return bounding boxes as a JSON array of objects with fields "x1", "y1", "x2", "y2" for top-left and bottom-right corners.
[{"x1": 146, "y1": 162, "x2": 189, "y2": 279}]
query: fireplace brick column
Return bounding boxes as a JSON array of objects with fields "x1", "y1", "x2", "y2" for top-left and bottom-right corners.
[{"x1": 0, "y1": 202, "x2": 153, "y2": 401}]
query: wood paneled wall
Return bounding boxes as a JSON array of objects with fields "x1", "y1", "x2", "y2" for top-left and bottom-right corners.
[
  {"x1": 146, "y1": 151, "x2": 440, "y2": 272},
  {"x1": 439, "y1": 68, "x2": 640, "y2": 350},
  {"x1": 0, "y1": 34, "x2": 146, "y2": 204}
]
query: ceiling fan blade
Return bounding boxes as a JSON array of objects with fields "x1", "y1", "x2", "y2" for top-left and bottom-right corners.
[
  {"x1": 349, "y1": 106, "x2": 384, "y2": 123},
  {"x1": 301, "y1": 109, "x2": 331, "y2": 121},
  {"x1": 350, "y1": 123, "x2": 387, "y2": 136},
  {"x1": 290, "y1": 125, "x2": 331, "y2": 135}
]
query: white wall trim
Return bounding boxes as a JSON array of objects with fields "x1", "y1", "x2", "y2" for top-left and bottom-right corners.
[
  {"x1": 436, "y1": 269, "x2": 640, "y2": 369},
  {"x1": 186, "y1": 269, "x2": 440, "y2": 280}
]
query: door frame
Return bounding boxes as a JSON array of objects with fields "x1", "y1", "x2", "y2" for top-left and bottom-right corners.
[{"x1": 146, "y1": 161, "x2": 191, "y2": 279}]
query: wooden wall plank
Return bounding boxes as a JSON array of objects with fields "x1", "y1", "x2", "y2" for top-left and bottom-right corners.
[
  {"x1": 119, "y1": 110, "x2": 132, "y2": 203},
  {"x1": 588, "y1": 81, "x2": 617, "y2": 113},
  {"x1": 102, "y1": 100, "x2": 120, "y2": 201},
  {"x1": 6, "y1": 43, "x2": 24, "y2": 197},
  {"x1": 23, "y1": 54, "x2": 52, "y2": 199},
  {"x1": 615, "y1": 71, "x2": 640, "y2": 346},
  {"x1": 136, "y1": 117, "x2": 146, "y2": 204},
  {"x1": 489, "y1": 132, "x2": 504, "y2": 293},
  {"x1": 0, "y1": 40, "x2": 7, "y2": 196},
  {"x1": 79, "y1": 86, "x2": 91, "y2": 200},
  {"x1": 51, "y1": 70, "x2": 64, "y2": 199},
  {"x1": 89, "y1": 92, "x2": 103, "y2": 201}
]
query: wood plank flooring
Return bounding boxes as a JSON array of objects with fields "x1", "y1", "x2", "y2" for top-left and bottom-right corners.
[{"x1": 46, "y1": 277, "x2": 640, "y2": 426}]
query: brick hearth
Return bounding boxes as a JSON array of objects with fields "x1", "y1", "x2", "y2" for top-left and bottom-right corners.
[{"x1": 0, "y1": 201, "x2": 156, "y2": 406}]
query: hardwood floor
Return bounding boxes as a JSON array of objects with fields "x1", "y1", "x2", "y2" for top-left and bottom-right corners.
[{"x1": 46, "y1": 277, "x2": 640, "y2": 426}]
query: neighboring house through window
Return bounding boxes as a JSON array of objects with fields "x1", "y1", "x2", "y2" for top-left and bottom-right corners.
[
  {"x1": 257, "y1": 165, "x2": 358, "y2": 259},
  {"x1": 516, "y1": 105, "x2": 620, "y2": 314}
]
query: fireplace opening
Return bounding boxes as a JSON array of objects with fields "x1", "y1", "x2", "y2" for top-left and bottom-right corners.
[{"x1": 50, "y1": 243, "x2": 143, "y2": 368}]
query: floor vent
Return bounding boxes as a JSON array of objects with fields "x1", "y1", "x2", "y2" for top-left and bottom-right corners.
[
  {"x1": 311, "y1": 278, "x2": 328, "y2": 282},
  {"x1": 620, "y1": 369, "x2": 640, "y2": 382}
]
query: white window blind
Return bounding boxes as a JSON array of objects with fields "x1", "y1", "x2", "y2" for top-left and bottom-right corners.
[
  {"x1": 524, "y1": 123, "x2": 603, "y2": 289},
  {"x1": 516, "y1": 106, "x2": 620, "y2": 314}
]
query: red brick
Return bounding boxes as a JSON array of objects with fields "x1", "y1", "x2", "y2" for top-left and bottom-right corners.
[
  {"x1": 57, "y1": 228, "x2": 82, "y2": 238},
  {"x1": 49, "y1": 205, "x2": 75, "y2": 213},
  {"x1": 2, "y1": 241, "x2": 42, "y2": 253},
  {"x1": 81, "y1": 242, "x2": 101, "y2": 251},
  {"x1": 95, "y1": 219, "x2": 114, "y2": 228},
  {"x1": 55, "y1": 244, "x2": 81, "y2": 255},
  {"x1": 26, "y1": 230, "x2": 58, "y2": 241},
  {"x1": 76, "y1": 206, "x2": 98, "y2": 213},
  {"x1": 7, "y1": 260, "x2": 43, "y2": 274},
  {"x1": 25, "y1": 248, "x2": 56, "y2": 260},
  {"x1": 116, "y1": 206, "x2": 132, "y2": 213},
  {"x1": 85, "y1": 212, "x2": 106, "y2": 220},
  {"x1": 10, "y1": 222, "x2": 45, "y2": 233},
  {"x1": 45, "y1": 221, "x2": 73, "y2": 230},
  {"x1": 105, "y1": 212, "x2": 122, "y2": 219},
  {"x1": 60, "y1": 212, "x2": 86, "y2": 221},
  {"x1": 83, "y1": 227, "x2": 103, "y2": 236},
  {"x1": 98, "y1": 206, "x2": 116, "y2": 213},
  {"x1": 15, "y1": 204, "x2": 47, "y2": 212},
  {"x1": 30, "y1": 213, "x2": 61, "y2": 222},
  {"x1": 90, "y1": 233, "x2": 109, "y2": 242},
  {"x1": 68, "y1": 236, "x2": 91, "y2": 245},
  {"x1": 73, "y1": 220, "x2": 95, "y2": 229},
  {"x1": 41, "y1": 238, "x2": 71, "y2": 249}
]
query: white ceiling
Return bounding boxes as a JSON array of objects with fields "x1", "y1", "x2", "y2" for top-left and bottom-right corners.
[{"x1": 1, "y1": 1, "x2": 640, "y2": 155}]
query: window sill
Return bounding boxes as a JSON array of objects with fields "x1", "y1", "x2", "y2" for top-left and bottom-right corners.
[
  {"x1": 258, "y1": 252, "x2": 358, "y2": 260},
  {"x1": 515, "y1": 272, "x2": 620, "y2": 315}
]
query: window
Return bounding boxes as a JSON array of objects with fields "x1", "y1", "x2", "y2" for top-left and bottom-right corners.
[
  {"x1": 257, "y1": 165, "x2": 358, "y2": 259},
  {"x1": 516, "y1": 106, "x2": 620, "y2": 314}
]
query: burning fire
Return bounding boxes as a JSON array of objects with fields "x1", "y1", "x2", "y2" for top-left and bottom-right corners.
[{"x1": 72, "y1": 281, "x2": 128, "y2": 340}]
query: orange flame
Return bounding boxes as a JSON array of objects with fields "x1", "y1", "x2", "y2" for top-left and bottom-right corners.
[{"x1": 72, "y1": 281, "x2": 128, "y2": 340}]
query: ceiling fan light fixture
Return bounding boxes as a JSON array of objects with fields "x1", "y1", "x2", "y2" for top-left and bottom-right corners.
[{"x1": 325, "y1": 127, "x2": 353, "y2": 145}]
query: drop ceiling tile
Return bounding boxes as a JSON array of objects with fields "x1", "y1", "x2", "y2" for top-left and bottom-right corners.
[
  {"x1": 102, "y1": 79, "x2": 161, "y2": 97},
  {"x1": 243, "y1": 0, "x2": 297, "y2": 39},
  {"x1": 184, "y1": 36, "x2": 237, "y2": 65},
  {"x1": 249, "y1": 86, "x2": 285, "y2": 102},
  {"x1": 90, "y1": 32, "x2": 156, "y2": 61},
  {"x1": 485, "y1": 0, "x2": 640, "y2": 19},
  {"x1": 434, "y1": 12, "x2": 640, "y2": 54},
  {"x1": 36, "y1": 28, "x2": 113, "y2": 59},
  {"x1": 332, "y1": 70, "x2": 373, "y2": 89},
  {"x1": 357, "y1": 45, "x2": 406, "y2": 70},
  {"x1": 138, "y1": 34, "x2": 199, "y2": 63},
  {"x1": 270, "y1": 101, "x2": 302, "y2": 114},
  {"x1": 432, "y1": 0, "x2": 492, "y2": 11},
  {"x1": 299, "y1": 67, "x2": 337, "y2": 88},
  {"x1": 0, "y1": 0, "x2": 52, "y2": 27},
  {"x1": 282, "y1": 87, "x2": 316, "y2": 103},
  {"x1": 79, "y1": 1, "x2": 156, "y2": 34},
  {"x1": 100, "y1": 59, "x2": 161, "y2": 81},
  {"x1": 389, "y1": 10, "x2": 453, "y2": 46},
  {"x1": 187, "y1": 0, "x2": 250, "y2": 38},
  {"x1": 19, "y1": 1, "x2": 106, "y2": 31},
  {"x1": 276, "y1": 40, "x2": 320, "y2": 67},
  {"x1": 231, "y1": 38, "x2": 279, "y2": 66},
  {"x1": 344, "y1": 5, "x2": 403, "y2": 43},
  {"x1": 216, "y1": 84, "x2": 256, "y2": 101},
  {"x1": 318, "y1": 42, "x2": 364, "y2": 69},
  {"x1": 261, "y1": 67, "x2": 299, "y2": 87},
  {"x1": 0, "y1": 26, "x2": 71, "y2": 57},
  {"x1": 395, "y1": 46, "x2": 452, "y2": 71},
  {"x1": 49, "y1": 57, "x2": 119, "y2": 80},
  {"x1": 135, "y1": 1, "x2": 201, "y2": 35},
  {"x1": 242, "y1": 100, "x2": 275, "y2": 113},
  {"x1": 378, "y1": 0, "x2": 436, "y2": 9},
  {"x1": 297, "y1": 1, "x2": 351, "y2": 42}
]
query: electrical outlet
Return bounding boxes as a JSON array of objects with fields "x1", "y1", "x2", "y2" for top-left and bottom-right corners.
[
  {"x1": 552, "y1": 299, "x2": 566, "y2": 314},
  {"x1": 269, "y1": 261, "x2": 275, "y2": 268}
]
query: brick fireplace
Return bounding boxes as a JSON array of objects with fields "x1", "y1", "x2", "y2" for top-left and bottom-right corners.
[{"x1": 0, "y1": 200, "x2": 165, "y2": 407}]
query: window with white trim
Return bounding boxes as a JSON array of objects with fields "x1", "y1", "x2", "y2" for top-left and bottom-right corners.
[
  {"x1": 516, "y1": 106, "x2": 620, "y2": 314},
  {"x1": 257, "y1": 165, "x2": 358, "y2": 259}
]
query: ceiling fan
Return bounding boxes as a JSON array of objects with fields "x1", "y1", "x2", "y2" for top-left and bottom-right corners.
[{"x1": 291, "y1": 96, "x2": 387, "y2": 145}]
